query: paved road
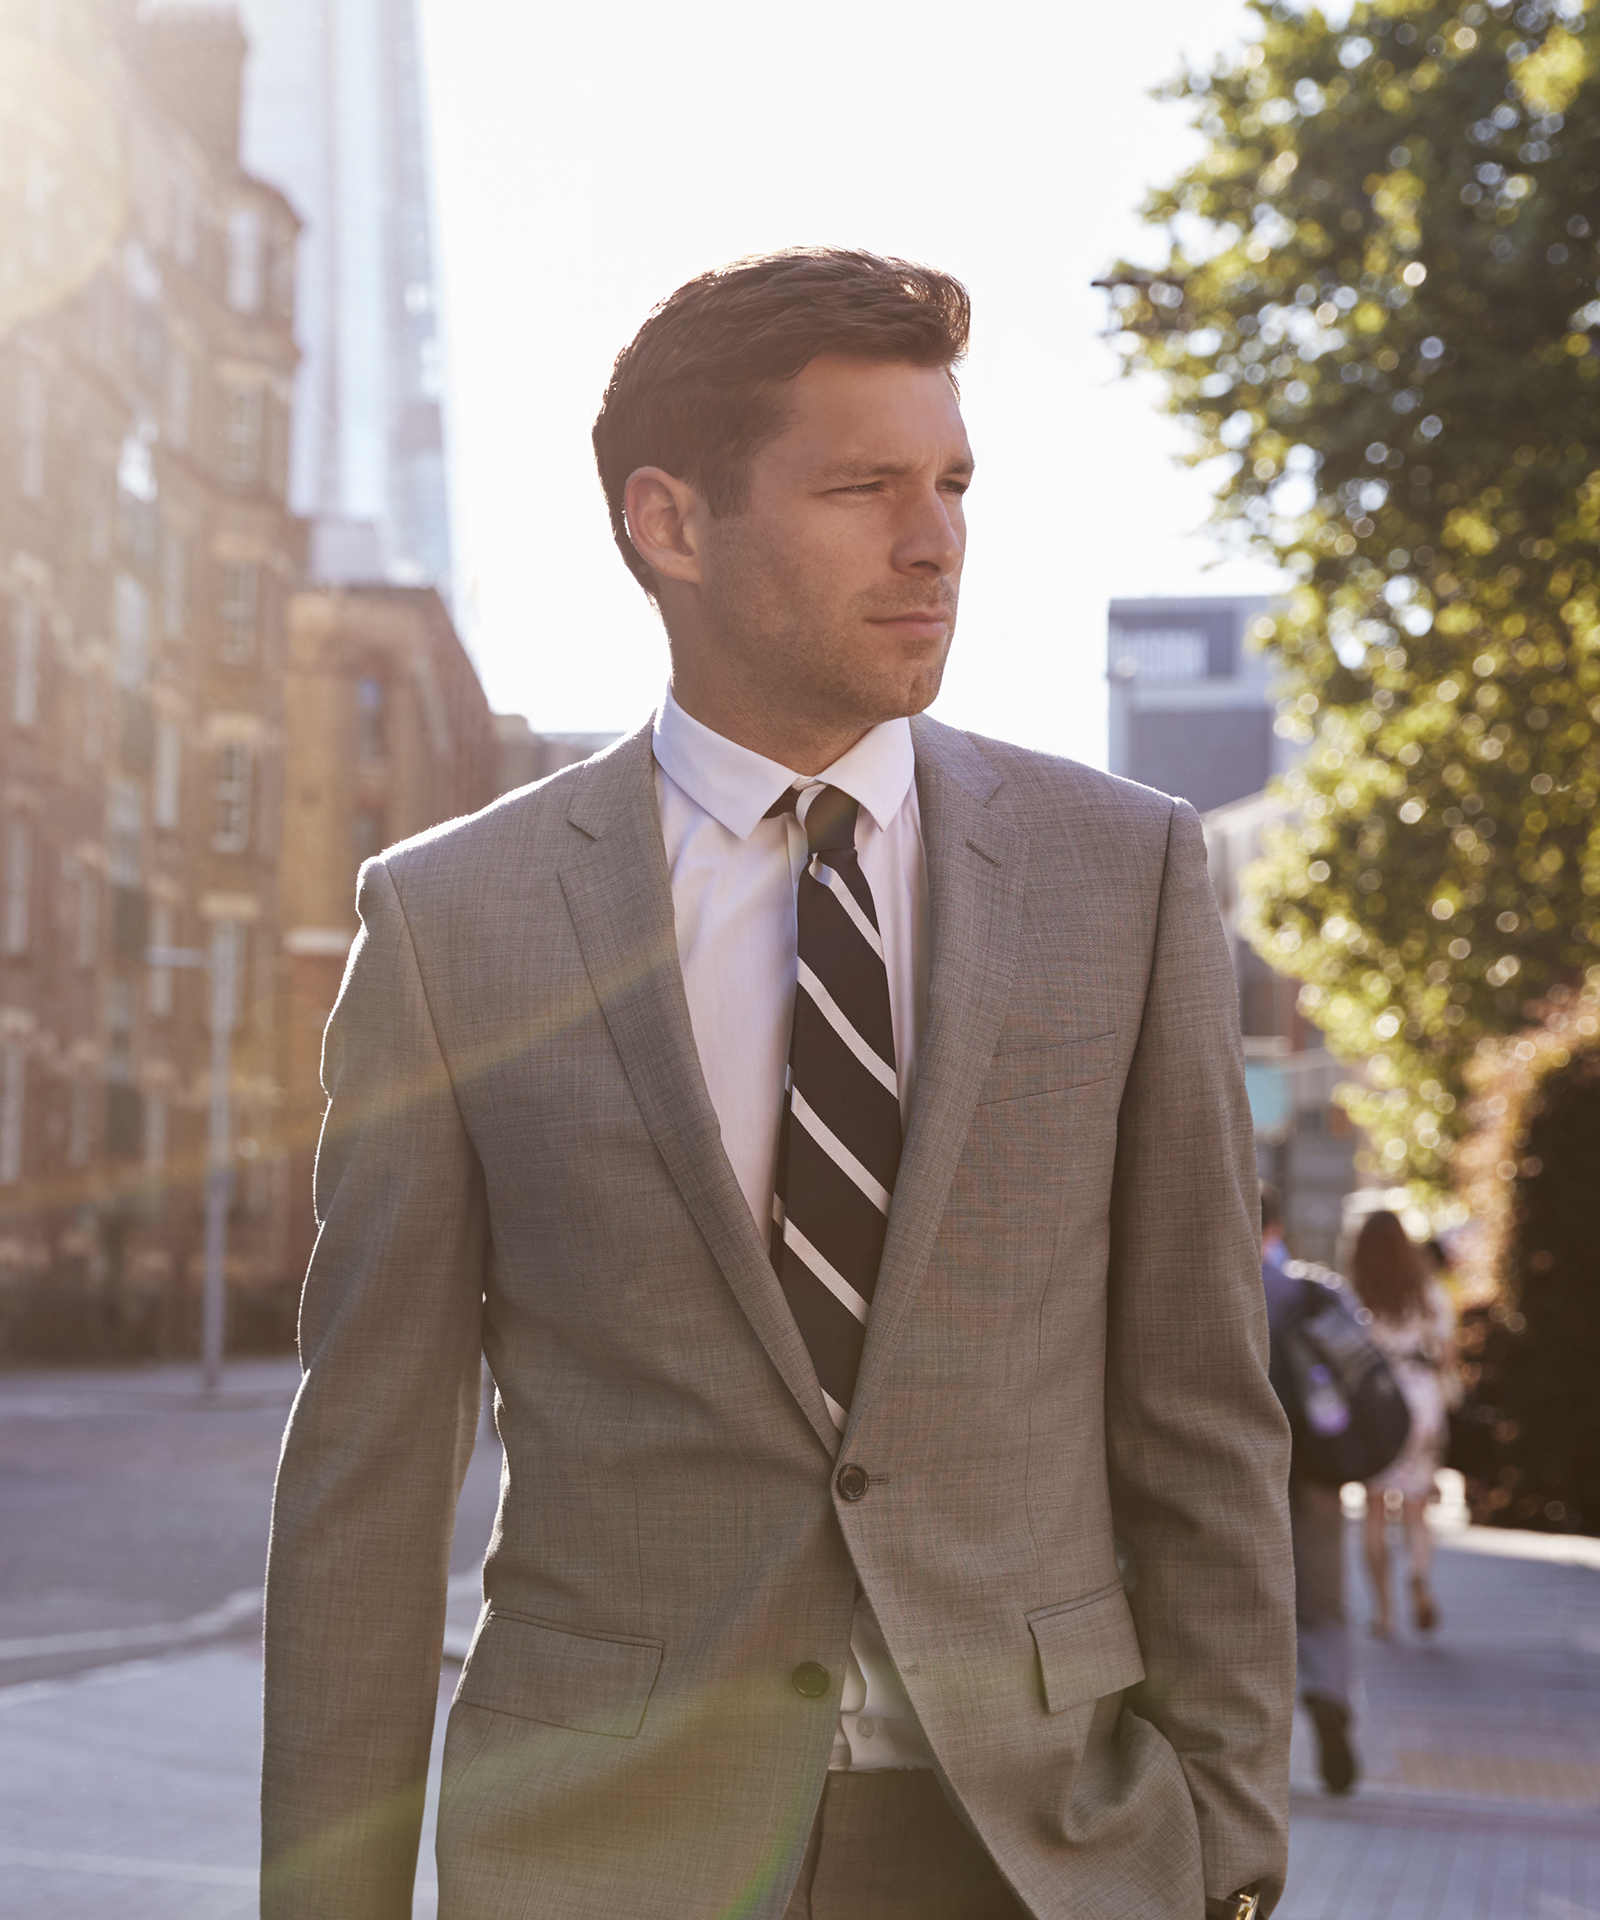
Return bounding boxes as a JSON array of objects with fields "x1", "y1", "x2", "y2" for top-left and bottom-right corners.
[
  {"x1": 1, "y1": 1365, "x2": 1596, "y2": 1916},
  {"x1": 0, "y1": 1358, "x2": 501, "y2": 1687}
]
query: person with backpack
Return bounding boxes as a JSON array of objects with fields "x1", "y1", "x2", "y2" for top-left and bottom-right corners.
[
  {"x1": 1260, "y1": 1186, "x2": 1411, "y2": 1797},
  {"x1": 1259, "y1": 1186, "x2": 1359, "y2": 1796}
]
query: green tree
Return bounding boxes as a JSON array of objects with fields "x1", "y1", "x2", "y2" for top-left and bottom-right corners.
[{"x1": 1108, "y1": 0, "x2": 1600, "y2": 1187}]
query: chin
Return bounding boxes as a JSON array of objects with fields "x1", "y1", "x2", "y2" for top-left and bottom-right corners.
[{"x1": 898, "y1": 660, "x2": 947, "y2": 717}]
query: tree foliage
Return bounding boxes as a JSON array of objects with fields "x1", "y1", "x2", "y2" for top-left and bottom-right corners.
[
  {"x1": 1109, "y1": 0, "x2": 1600, "y2": 1186},
  {"x1": 1452, "y1": 987, "x2": 1600, "y2": 1531}
]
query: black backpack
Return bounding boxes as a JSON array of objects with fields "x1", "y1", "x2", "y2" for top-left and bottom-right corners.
[{"x1": 1270, "y1": 1277, "x2": 1412, "y2": 1486}]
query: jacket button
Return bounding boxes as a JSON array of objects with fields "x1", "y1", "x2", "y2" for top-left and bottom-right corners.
[
  {"x1": 791, "y1": 1662, "x2": 831, "y2": 1699},
  {"x1": 835, "y1": 1463, "x2": 869, "y2": 1502}
]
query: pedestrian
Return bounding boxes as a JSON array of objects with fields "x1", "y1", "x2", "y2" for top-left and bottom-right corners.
[
  {"x1": 1351, "y1": 1210, "x2": 1457, "y2": 1638},
  {"x1": 261, "y1": 248, "x2": 1294, "y2": 1920},
  {"x1": 1260, "y1": 1184, "x2": 1359, "y2": 1796}
]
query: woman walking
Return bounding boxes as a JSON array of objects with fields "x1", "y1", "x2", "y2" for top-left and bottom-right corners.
[{"x1": 1350, "y1": 1212, "x2": 1457, "y2": 1637}]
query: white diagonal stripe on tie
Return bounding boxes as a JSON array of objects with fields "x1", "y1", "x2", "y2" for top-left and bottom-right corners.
[
  {"x1": 795, "y1": 959, "x2": 898, "y2": 1096},
  {"x1": 790, "y1": 1087, "x2": 892, "y2": 1213},
  {"x1": 812, "y1": 860, "x2": 883, "y2": 957},
  {"x1": 822, "y1": 1388, "x2": 849, "y2": 1433},
  {"x1": 782, "y1": 1219, "x2": 871, "y2": 1323}
]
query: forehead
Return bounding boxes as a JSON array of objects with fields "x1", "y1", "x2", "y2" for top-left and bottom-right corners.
[{"x1": 763, "y1": 353, "x2": 971, "y2": 471}]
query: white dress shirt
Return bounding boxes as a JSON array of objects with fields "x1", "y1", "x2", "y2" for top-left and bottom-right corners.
[{"x1": 652, "y1": 687, "x2": 936, "y2": 1772}]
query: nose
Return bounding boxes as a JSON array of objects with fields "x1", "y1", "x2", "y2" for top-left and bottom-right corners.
[{"x1": 891, "y1": 484, "x2": 964, "y2": 579}]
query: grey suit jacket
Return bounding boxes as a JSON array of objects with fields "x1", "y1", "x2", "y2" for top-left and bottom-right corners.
[{"x1": 261, "y1": 716, "x2": 1294, "y2": 1920}]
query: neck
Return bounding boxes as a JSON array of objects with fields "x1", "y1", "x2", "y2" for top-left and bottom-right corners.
[{"x1": 668, "y1": 671, "x2": 873, "y2": 777}]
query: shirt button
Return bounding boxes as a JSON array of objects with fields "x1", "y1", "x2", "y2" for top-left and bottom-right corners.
[
  {"x1": 835, "y1": 1463, "x2": 869, "y2": 1502},
  {"x1": 857, "y1": 1715, "x2": 877, "y2": 1739},
  {"x1": 791, "y1": 1662, "x2": 831, "y2": 1699}
]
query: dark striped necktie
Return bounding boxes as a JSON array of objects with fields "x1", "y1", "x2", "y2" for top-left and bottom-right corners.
[{"x1": 768, "y1": 784, "x2": 902, "y2": 1433}]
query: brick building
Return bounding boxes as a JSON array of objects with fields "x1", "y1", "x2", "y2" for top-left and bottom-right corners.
[
  {"x1": 0, "y1": 0, "x2": 302, "y2": 1356},
  {"x1": 277, "y1": 584, "x2": 497, "y2": 1287}
]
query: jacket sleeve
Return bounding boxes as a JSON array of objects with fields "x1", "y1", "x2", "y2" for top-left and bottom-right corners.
[
  {"x1": 1104, "y1": 800, "x2": 1295, "y2": 1911},
  {"x1": 261, "y1": 858, "x2": 487, "y2": 1919}
]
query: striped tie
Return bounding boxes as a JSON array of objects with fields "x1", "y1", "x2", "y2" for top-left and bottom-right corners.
[{"x1": 769, "y1": 785, "x2": 901, "y2": 1433}]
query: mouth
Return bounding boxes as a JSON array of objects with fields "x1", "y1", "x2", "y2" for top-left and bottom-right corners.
[{"x1": 866, "y1": 609, "x2": 952, "y2": 636}]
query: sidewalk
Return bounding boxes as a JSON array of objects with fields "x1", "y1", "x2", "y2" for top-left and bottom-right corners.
[
  {"x1": 1, "y1": 1515, "x2": 1596, "y2": 1916},
  {"x1": 1278, "y1": 1507, "x2": 1600, "y2": 1919}
]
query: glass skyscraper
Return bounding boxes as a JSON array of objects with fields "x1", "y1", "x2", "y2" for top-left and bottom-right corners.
[{"x1": 233, "y1": 0, "x2": 453, "y2": 598}]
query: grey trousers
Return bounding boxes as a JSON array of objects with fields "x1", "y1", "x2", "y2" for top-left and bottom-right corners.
[
  {"x1": 1290, "y1": 1474, "x2": 1350, "y2": 1711},
  {"x1": 782, "y1": 1770, "x2": 1027, "y2": 1919}
]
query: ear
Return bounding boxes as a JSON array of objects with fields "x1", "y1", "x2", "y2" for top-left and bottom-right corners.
[{"x1": 624, "y1": 467, "x2": 706, "y2": 586}]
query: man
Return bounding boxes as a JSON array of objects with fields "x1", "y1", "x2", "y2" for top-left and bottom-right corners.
[
  {"x1": 263, "y1": 249, "x2": 1293, "y2": 1920},
  {"x1": 1260, "y1": 1186, "x2": 1358, "y2": 1796}
]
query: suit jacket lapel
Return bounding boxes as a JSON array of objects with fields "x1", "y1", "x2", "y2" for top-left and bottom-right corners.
[
  {"x1": 848, "y1": 718, "x2": 1027, "y2": 1426},
  {"x1": 557, "y1": 726, "x2": 839, "y2": 1456}
]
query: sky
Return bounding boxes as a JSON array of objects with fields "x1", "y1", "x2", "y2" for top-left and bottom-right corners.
[{"x1": 414, "y1": 0, "x2": 1288, "y2": 769}]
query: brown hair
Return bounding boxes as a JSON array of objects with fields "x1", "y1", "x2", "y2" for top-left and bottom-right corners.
[
  {"x1": 591, "y1": 248, "x2": 971, "y2": 593},
  {"x1": 1351, "y1": 1210, "x2": 1429, "y2": 1322}
]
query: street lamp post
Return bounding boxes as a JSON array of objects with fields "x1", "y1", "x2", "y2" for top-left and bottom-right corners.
[
  {"x1": 200, "y1": 917, "x2": 240, "y2": 1396},
  {"x1": 147, "y1": 914, "x2": 242, "y2": 1398}
]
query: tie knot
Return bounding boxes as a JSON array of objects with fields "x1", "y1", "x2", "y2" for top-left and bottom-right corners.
[
  {"x1": 803, "y1": 785, "x2": 858, "y2": 861},
  {"x1": 765, "y1": 784, "x2": 859, "y2": 862}
]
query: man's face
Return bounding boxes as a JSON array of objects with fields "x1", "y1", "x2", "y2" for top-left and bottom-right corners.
[{"x1": 694, "y1": 353, "x2": 973, "y2": 742}]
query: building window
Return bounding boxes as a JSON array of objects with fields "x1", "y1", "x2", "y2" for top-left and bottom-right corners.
[
  {"x1": 87, "y1": 459, "x2": 113, "y2": 566},
  {"x1": 105, "y1": 1080, "x2": 142, "y2": 1160},
  {"x1": 148, "y1": 903, "x2": 174, "y2": 1017},
  {"x1": 352, "y1": 810, "x2": 387, "y2": 868},
  {"x1": 108, "y1": 778, "x2": 143, "y2": 886},
  {"x1": 153, "y1": 718, "x2": 182, "y2": 830},
  {"x1": 83, "y1": 668, "x2": 105, "y2": 763},
  {"x1": 212, "y1": 744, "x2": 252, "y2": 854},
  {"x1": 356, "y1": 675, "x2": 386, "y2": 761},
  {"x1": 67, "y1": 1066, "x2": 93, "y2": 1167},
  {"x1": 3, "y1": 817, "x2": 32, "y2": 957},
  {"x1": 220, "y1": 385, "x2": 262, "y2": 486},
  {"x1": 1109, "y1": 629, "x2": 1210, "y2": 684},
  {"x1": 75, "y1": 866, "x2": 98, "y2": 968},
  {"x1": 165, "y1": 347, "x2": 192, "y2": 450},
  {"x1": 218, "y1": 563, "x2": 258, "y2": 663},
  {"x1": 162, "y1": 527, "x2": 186, "y2": 638},
  {"x1": 226, "y1": 205, "x2": 264, "y2": 313},
  {"x1": 10, "y1": 596, "x2": 41, "y2": 728},
  {"x1": 18, "y1": 363, "x2": 46, "y2": 501},
  {"x1": 0, "y1": 1041, "x2": 23, "y2": 1184},
  {"x1": 270, "y1": 241, "x2": 295, "y2": 319},
  {"x1": 113, "y1": 573, "x2": 151, "y2": 689},
  {"x1": 143, "y1": 1087, "x2": 167, "y2": 1179},
  {"x1": 170, "y1": 167, "x2": 197, "y2": 266}
]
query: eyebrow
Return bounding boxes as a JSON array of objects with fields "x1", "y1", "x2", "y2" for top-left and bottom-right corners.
[{"x1": 820, "y1": 456, "x2": 976, "y2": 482}]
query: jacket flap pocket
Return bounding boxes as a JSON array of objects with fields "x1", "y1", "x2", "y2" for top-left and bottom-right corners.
[
  {"x1": 978, "y1": 1032, "x2": 1118, "y2": 1106},
  {"x1": 1026, "y1": 1582, "x2": 1145, "y2": 1715},
  {"x1": 457, "y1": 1611, "x2": 663, "y2": 1739}
]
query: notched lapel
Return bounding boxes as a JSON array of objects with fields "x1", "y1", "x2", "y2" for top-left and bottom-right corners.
[
  {"x1": 557, "y1": 734, "x2": 839, "y2": 1457},
  {"x1": 849, "y1": 723, "x2": 1027, "y2": 1424}
]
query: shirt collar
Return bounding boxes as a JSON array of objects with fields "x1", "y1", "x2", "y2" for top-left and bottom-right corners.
[{"x1": 653, "y1": 686, "x2": 915, "y2": 842}]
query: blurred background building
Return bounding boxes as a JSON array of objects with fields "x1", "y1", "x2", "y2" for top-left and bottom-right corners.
[
  {"x1": 1105, "y1": 595, "x2": 1362, "y2": 1266},
  {"x1": 1, "y1": 0, "x2": 302, "y2": 1353},
  {"x1": 491, "y1": 718, "x2": 620, "y2": 795},
  {"x1": 1106, "y1": 594, "x2": 1287, "y2": 814},
  {"x1": 0, "y1": 0, "x2": 578, "y2": 1361},
  {"x1": 232, "y1": 0, "x2": 453, "y2": 598},
  {"x1": 277, "y1": 583, "x2": 496, "y2": 1285}
]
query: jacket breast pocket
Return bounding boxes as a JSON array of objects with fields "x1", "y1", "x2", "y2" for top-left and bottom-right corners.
[
  {"x1": 456, "y1": 1610, "x2": 664, "y2": 1739},
  {"x1": 1026, "y1": 1581, "x2": 1146, "y2": 1714},
  {"x1": 978, "y1": 1031, "x2": 1118, "y2": 1107}
]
